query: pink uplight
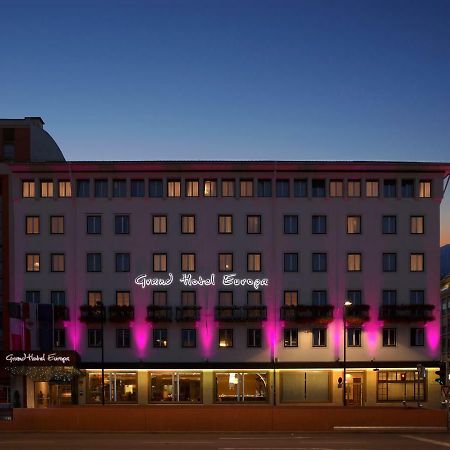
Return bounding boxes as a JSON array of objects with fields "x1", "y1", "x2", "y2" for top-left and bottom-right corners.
[{"x1": 425, "y1": 321, "x2": 440, "y2": 357}]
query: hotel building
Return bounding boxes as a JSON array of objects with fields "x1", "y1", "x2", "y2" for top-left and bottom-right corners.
[{"x1": 0, "y1": 117, "x2": 449, "y2": 408}]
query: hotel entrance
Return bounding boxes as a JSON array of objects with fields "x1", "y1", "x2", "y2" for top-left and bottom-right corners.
[
  {"x1": 34, "y1": 381, "x2": 72, "y2": 408},
  {"x1": 346, "y1": 372, "x2": 365, "y2": 406}
]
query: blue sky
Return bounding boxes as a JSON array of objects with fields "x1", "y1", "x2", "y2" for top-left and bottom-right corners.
[{"x1": 0, "y1": 0, "x2": 449, "y2": 242}]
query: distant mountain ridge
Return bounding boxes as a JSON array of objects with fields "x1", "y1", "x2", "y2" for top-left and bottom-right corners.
[{"x1": 442, "y1": 244, "x2": 450, "y2": 278}]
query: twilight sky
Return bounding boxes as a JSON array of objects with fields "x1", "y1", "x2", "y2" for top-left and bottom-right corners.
[{"x1": 0, "y1": 0, "x2": 449, "y2": 244}]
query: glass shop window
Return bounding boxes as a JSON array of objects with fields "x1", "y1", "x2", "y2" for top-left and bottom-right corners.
[
  {"x1": 150, "y1": 372, "x2": 201, "y2": 403},
  {"x1": 215, "y1": 372, "x2": 268, "y2": 402}
]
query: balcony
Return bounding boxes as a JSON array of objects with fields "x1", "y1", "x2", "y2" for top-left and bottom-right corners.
[
  {"x1": 109, "y1": 305, "x2": 135, "y2": 323},
  {"x1": 147, "y1": 305, "x2": 172, "y2": 322},
  {"x1": 379, "y1": 304, "x2": 435, "y2": 323},
  {"x1": 79, "y1": 305, "x2": 105, "y2": 323},
  {"x1": 53, "y1": 305, "x2": 69, "y2": 322},
  {"x1": 175, "y1": 306, "x2": 201, "y2": 322},
  {"x1": 215, "y1": 305, "x2": 241, "y2": 322},
  {"x1": 242, "y1": 305, "x2": 267, "y2": 321},
  {"x1": 345, "y1": 304, "x2": 370, "y2": 325},
  {"x1": 280, "y1": 305, "x2": 334, "y2": 325}
]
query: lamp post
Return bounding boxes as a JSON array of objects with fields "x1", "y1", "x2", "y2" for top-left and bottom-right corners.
[
  {"x1": 343, "y1": 300, "x2": 352, "y2": 407},
  {"x1": 97, "y1": 301, "x2": 105, "y2": 406}
]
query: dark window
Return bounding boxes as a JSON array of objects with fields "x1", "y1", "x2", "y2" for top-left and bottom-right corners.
[
  {"x1": 410, "y1": 290, "x2": 425, "y2": 305},
  {"x1": 115, "y1": 253, "x2": 130, "y2": 272},
  {"x1": 382, "y1": 216, "x2": 397, "y2": 234},
  {"x1": 347, "y1": 328, "x2": 361, "y2": 347},
  {"x1": 410, "y1": 328, "x2": 424, "y2": 346},
  {"x1": 347, "y1": 290, "x2": 362, "y2": 305},
  {"x1": 312, "y1": 290, "x2": 327, "y2": 306},
  {"x1": 51, "y1": 291, "x2": 66, "y2": 305},
  {"x1": 247, "y1": 329, "x2": 262, "y2": 348},
  {"x1": 88, "y1": 329, "x2": 103, "y2": 347},
  {"x1": 284, "y1": 253, "x2": 298, "y2": 272},
  {"x1": 383, "y1": 328, "x2": 397, "y2": 347},
  {"x1": 294, "y1": 179, "x2": 308, "y2": 197},
  {"x1": 25, "y1": 291, "x2": 40, "y2": 304},
  {"x1": 382, "y1": 253, "x2": 397, "y2": 272},
  {"x1": 149, "y1": 179, "x2": 164, "y2": 197},
  {"x1": 94, "y1": 179, "x2": 108, "y2": 197},
  {"x1": 312, "y1": 215, "x2": 327, "y2": 234},
  {"x1": 113, "y1": 179, "x2": 127, "y2": 197},
  {"x1": 153, "y1": 328, "x2": 168, "y2": 348},
  {"x1": 284, "y1": 328, "x2": 298, "y2": 347},
  {"x1": 283, "y1": 215, "x2": 298, "y2": 234},
  {"x1": 401, "y1": 179, "x2": 415, "y2": 198},
  {"x1": 312, "y1": 253, "x2": 327, "y2": 272},
  {"x1": 130, "y1": 179, "x2": 145, "y2": 197},
  {"x1": 276, "y1": 179, "x2": 290, "y2": 197},
  {"x1": 382, "y1": 290, "x2": 397, "y2": 306},
  {"x1": 383, "y1": 179, "x2": 397, "y2": 198},
  {"x1": 76, "y1": 180, "x2": 90, "y2": 197},
  {"x1": 54, "y1": 328, "x2": 66, "y2": 348},
  {"x1": 181, "y1": 329, "x2": 196, "y2": 348},
  {"x1": 116, "y1": 329, "x2": 131, "y2": 348},
  {"x1": 312, "y1": 179, "x2": 326, "y2": 197},
  {"x1": 257, "y1": 179, "x2": 272, "y2": 197},
  {"x1": 87, "y1": 215, "x2": 102, "y2": 234},
  {"x1": 115, "y1": 215, "x2": 130, "y2": 234},
  {"x1": 312, "y1": 328, "x2": 326, "y2": 347},
  {"x1": 87, "y1": 253, "x2": 102, "y2": 272}
]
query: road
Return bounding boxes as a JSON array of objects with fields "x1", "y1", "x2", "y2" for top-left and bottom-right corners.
[{"x1": 1, "y1": 433, "x2": 450, "y2": 450}]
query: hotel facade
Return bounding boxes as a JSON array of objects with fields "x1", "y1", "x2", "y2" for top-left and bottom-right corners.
[{"x1": 0, "y1": 117, "x2": 449, "y2": 409}]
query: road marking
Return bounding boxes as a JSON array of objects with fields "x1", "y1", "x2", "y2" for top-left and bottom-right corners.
[
  {"x1": 401, "y1": 435, "x2": 450, "y2": 448},
  {"x1": 218, "y1": 448, "x2": 334, "y2": 450},
  {"x1": 0, "y1": 441, "x2": 55, "y2": 445},
  {"x1": 142, "y1": 441, "x2": 214, "y2": 445},
  {"x1": 220, "y1": 437, "x2": 311, "y2": 440}
]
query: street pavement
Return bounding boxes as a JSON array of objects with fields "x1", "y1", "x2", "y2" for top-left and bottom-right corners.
[{"x1": 1, "y1": 433, "x2": 450, "y2": 450}]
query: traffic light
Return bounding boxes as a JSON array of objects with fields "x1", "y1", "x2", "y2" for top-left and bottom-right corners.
[{"x1": 435, "y1": 364, "x2": 446, "y2": 385}]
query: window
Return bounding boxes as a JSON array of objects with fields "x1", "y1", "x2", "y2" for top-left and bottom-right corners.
[
  {"x1": 26, "y1": 254, "x2": 40, "y2": 272},
  {"x1": 116, "y1": 291, "x2": 130, "y2": 306},
  {"x1": 247, "y1": 329, "x2": 262, "y2": 348},
  {"x1": 218, "y1": 215, "x2": 233, "y2": 234},
  {"x1": 347, "y1": 290, "x2": 362, "y2": 305},
  {"x1": 312, "y1": 179, "x2": 326, "y2": 197},
  {"x1": 221, "y1": 179, "x2": 235, "y2": 197},
  {"x1": 382, "y1": 216, "x2": 396, "y2": 234},
  {"x1": 25, "y1": 291, "x2": 40, "y2": 304},
  {"x1": 219, "y1": 329, "x2": 233, "y2": 348},
  {"x1": 347, "y1": 328, "x2": 361, "y2": 347},
  {"x1": 401, "y1": 179, "x2": 415, "y2": 198},
  {"x1": 87, "y1": 215, "x2": 101, "y2": 234},
  {"x1": 153, "y1": 253, "x2": 167, "y2": 272},
  {"x1": 410, "y1": 290, "x2": 425, "y2": 305},
  {"x1": 312, "y1": 328, "x2": 327, "y2": 347},
  {"x1": 50, "y1": 216, "x2": 64, "y2": 234},
  {"x1": 312, "y1": 253, "x2": 327, "y2": 272},
  {"x1": 382, "y1": 253, "x2": 397, "y2": 272},
  {"x1": 116, "y1": 253, "x2": 130, "y2": 272},
  {"x1": 51, "y1": 291, "x2": 66, "y2": 305},
  {"x1": 215, "y1": 372, "x2": 268, "y2": 402},
  {"x1": 181, "y1": 215, "x2": 195, "y2": 234},
  {"x1": 112, "y1": 179, "x2": 127, "y2": 197},
  {"x1": 94, "y1": 179, "x2": 108, "y2": 197},
  {"x1": 276, "y1": 179, "x2": 290, "y2": 197},
  {"x1": 22, "y1": 180, "x2": 36, "y2": 198},
  {"x1": 26, "y1": 216, "x2": 40, "y2": 234},
  {"x1": 88, "y1": 329, "x2": 103, "y2": 347},
  {"x1": 219, "y1": 291, "x2": 233, "y2": 307},
  {"x1": 76, "y1": 180, "x2": 90, "y2": 197},
  {"x1": 377, "y1": 370, "x2": 425, "y2": 402},
  {"x1": 382, "y1": 290, "x2": 397, "y2": 306},
  {"x1": 284, "y1": 328, "x2": 298, "y2": 347},
  {"x1": 284, "y1": 291, "x2": 298, "y2": 305},
  {"x1": 153, "y1": 291, "x2": 167, "y2": 306},
  {"x1": 185, "y1": 180, "x2": 199, "y2": 197},
  {"x1": 130, "y1": 179, "x2": 145, "y2": 197},
  {"x1": 346, "y1": 216, "x2": 361, "y2": 234},
  {"x1": 312, "y1": 215, "x2": 326, "y2": 234},
  {"x1": 283, "y1": 215, "x2": 298, "y2": 234},
  {"x1": 329, "y1": 180, "x2": 343, "y2": 197},
  {"x1": 410, "y1": 328, "x2": 424, "y2": 346},
  {"x1": 87, "y1": 372, "x2": 137, "y2": 404},
  {"x1": 348, "y1": 180, "x2": 361, "y2": 197},
  {"x1": 54, "y1": 328, "x2": 66, "y2": 348},
  {"x1": 366, "y1": 180, "x2": 379, "y2": 197},
  {"x1": 294, "y1": 179, "x2": 308, "y2": 197},
  {"x1": 419, "y1": 180, "x2": 431, "y2": 198},
  {"x1": 88, "y1": 291, "x2": 102, "y2": 306},
  {"x1": 181, "y1": 291, "x2": 196, "y2": 306},
  {"x1": 240, "y1": 180, "x2": 253, "y2": 197},
  {"x1": 153, "y1": 329, "x2": 168, "y2": 348},
  {"x1": 167, "y1": 180, "x2": 181, "y2": 197},
  {"x1": 382, "y1": 328, "x2": 397, "y2": 347},
  {"x1": 152, "y1": 215, "x2": 167, "y2": 234},
  {"x1": 247, "y1": 215, "x2": 261, "y2": 234},
  {"x1": 150, "y1": 372, "x2": 201, "y2": 403},
  {"x1": 181, "y1": 329, "x2": 196, "y2": 348},
  {"x1": 58, "y1": 181, "x2": 72, "y2": 197},
  {"x1": 87, "y1": 253, "x2": 102, "y2": 272},
  {"x1": 51, "y1": 254, "x2": 65, "y2": 272},
  {"x1": 280, "y1": 371, "x2": 329, "y2": 403},
  {"x1": 347, "y1": 253, "x2": 362, "y2": 272},
  {"x1": 204, "y1": 180, "x2": 217, "y2": 197},
  {"x1": 116, "y1": 329, "x2": 130, "y2": 348},
  {"x1": 115, "y1": 215, "x2": 130, "y2": 234},
  {"x1": 247, "y1": 253, "x2": 261, "y2": 272},
  {"x1": 410, "y1": 216, "x2": 424, "y2": 234},
  {"x1": 40, "y1": 180, "x2": 54, "y2": 198},
  {"x1": 181, "y1": 253, "x2": 195, "y2": 272},
  {"x1": 312, "y1": 290, "x2": 327, "y2": 306},
  {"x1": 410, "y1": 253, "x2": 424, "y2": 272},
  {"x1": 383, "y1": 179, "x2": 397, "y2": 198},
  {"x1": 219, "y1": 253, "x2": 233, "y2": 272},
  {"x1": 149, "y1": 179, "x2": 163, "y2": 197},
  {"x1": 257, "y1": 179, "x2": 272, "y2": 197}
]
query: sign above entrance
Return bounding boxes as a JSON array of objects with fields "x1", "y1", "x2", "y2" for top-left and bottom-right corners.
[
  {"x1": 1, "y1": 351, "x2": 79, "y2": 367},
  {"x1": 134, "y1": 273, "x2": 269, "y2": 290}
]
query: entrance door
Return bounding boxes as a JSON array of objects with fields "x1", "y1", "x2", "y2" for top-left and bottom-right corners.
[
  {"x1": 346, "y1": 372, "x2": 364, "y2": 406},
  {"x1": 49, "y1": 384, "x2": 72, "y2": 406},
  {"x1": 34, "y1": 382, "x2": 50, "y2": 408}
]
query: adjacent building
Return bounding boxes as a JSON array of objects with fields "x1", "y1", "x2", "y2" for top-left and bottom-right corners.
[{"x1": 1, "y1": 117, "x2": 449, "y2": 408}]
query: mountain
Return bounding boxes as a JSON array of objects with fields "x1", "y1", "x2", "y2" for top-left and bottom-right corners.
[{"x1": 441, "y1": 244, "x2": 450, "y2": 278}]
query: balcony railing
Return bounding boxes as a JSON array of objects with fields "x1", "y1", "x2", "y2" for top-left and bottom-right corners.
[
  {"x1": 147, "y1": 305, "x2": 173, "y2": 322},
  {"x1": 242, "y1": 305, "x2": 267, "y2": 321},
  {"x1": 53, "y1": 305, "x2": 69, "y2": 322},
  {"x1": 79, "y1": 304, "x2": 105, "y2": 323},
  {"x1": 175, "y1": 306, "x2": 201, "y2": 322},
  {"x1": 345, "y1": 304, "x2": 370, "y2": 325},
  {"x1": 109, "y1": 305, "x2": 135, "y2": 322},
  {"x1": 215, "y1": 305, "x2": 241, "y2": 321},
  {"x1": 379, "y1": 304, "x2": 435, "y2": 322},
  {"x1": 280, "y1": 305, "x2": 334, "y2": 324}
]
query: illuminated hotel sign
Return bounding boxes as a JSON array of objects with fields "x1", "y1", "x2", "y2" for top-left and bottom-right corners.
[
  {"x1": 134, "y1": 273, "x2": 269, "y2": 290},
  {"x1": 1, "y1": 351, "x2": 79, "y2": 366}
]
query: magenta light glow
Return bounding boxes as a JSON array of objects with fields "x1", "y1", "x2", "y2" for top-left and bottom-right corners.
[
  {"x1": 131, "y1": 304, "x2": 150, "y2": 358},
  {"x1": 425, "y1": 321, "x2": 440, "y2": 357},
  {"x1": 198, "y1": 289, "x2": 217, "y2": 358}
]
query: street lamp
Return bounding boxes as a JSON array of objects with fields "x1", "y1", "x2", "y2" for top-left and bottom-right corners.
[
  {"x1": 96, "y1": 301, "x2": 105, "y2": 406},
  {"x1": 343, "y1": 300, "x2": 352, "y2": 407}
]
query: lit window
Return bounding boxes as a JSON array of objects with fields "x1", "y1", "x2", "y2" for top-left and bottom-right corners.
[
  {"x1": 185, "y1": 180, "x2": 199, "y2": 197},
  {"x1": 347, "y1": 253, "x2": 362, "y2": 272},
  {"x1": 50, "y1": 216, "x2": 64, "y2": 234},
  {"x1": 51, "y1": 254, "x2": 65, "y2": 272},
  {"x1": 219, "y1": 253, "x2": 233, "y2": 272},
  {"x1": 22, "y1": 180, "x2": 36, "y2": 198},
  {"x1": 347, "y1": 328, "x2": 361, "y2": 347},
  {"x1": 153, "y1": 291, "x2": 167, "y2": 306},
  {"x1": 346, "y1": 216, "x2": 361, "y2": 234},
  {"x1": 203, "y1": 180, "x2": 217, "y2": 197},
  {"x1": 240, "y1": 180, "x2": 253, "y2": 197},
  {"x1": 221, "y1": 180, "x2": 235, "y2": 197},
  {"x1": 410, "y1": 216, "x2": 424, "y2": 234},
  {"x1": 58, "y1": 181, "x2": 72, "y2": 197},
  {"x1": 40, "y1": 180, "x2": 54, "y2": 198},
  {"x1": 284, "y1": 328, "x2": 298, "y2": 347},
  {"x1": 26, "y1": 253, "x2": 40, "y2": 272},
  {"x1": 419, "y1": 180, "x2": 431, "y2": 198},
  {"x1": 329, "y1": 180, "x2": 343, "y2": 197},
  {"x1": 153, "y1": 215, "x2": 167, "y2": 234},
  {"x1": 218, "y1": 329, "x2": 233, "y2": 348},
  {"x1": 181, "y1": 215, "x2": 195, "y2": 234},
  {"x1": 88, "y1": 291, "x2": 102, "y2": 306},
  {"x1": 26, "y1": 216, "x2": 40, "y2": 234},
  {"x1": 347, "y1": 180, "x2": 361, "y2": 197},
  {"x1": 116, "y1": 291, "x2": 130, "y2": 306},
  {"x1": 218, "y1": 215, "x2": 233, "y2": 234},
  {"x1": 366, "y1": 180, "x2": 379, "y2": 197},
  {"x1": 247, "y1": 253, "x2": 262, "y2": 272},
  {"x1": 181, "y1": 253, "x2": 195, "y2": 272},
  {"x1": 153, "y1": 328, "x2": 168, "y2": 348},
  {"x1": 284, "y1": 291, "x2": 298, "y2": 306},
  {"x1": 410, "y1": 253, "x2": 424, "y2": 272},
  {"x1": 153, "y1": 253, "x2": 167, "y2": 272},
  {"x1": 247, "y1": 215, "x2": 261, "y2": 234},
  {"x1": 167, "y1": 180, "x2": 181, "y2": 197}
]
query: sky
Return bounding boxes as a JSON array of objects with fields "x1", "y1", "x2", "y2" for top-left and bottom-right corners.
[{"x1": 0, "y1": 0, "x2": 449, "y2": 244}]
